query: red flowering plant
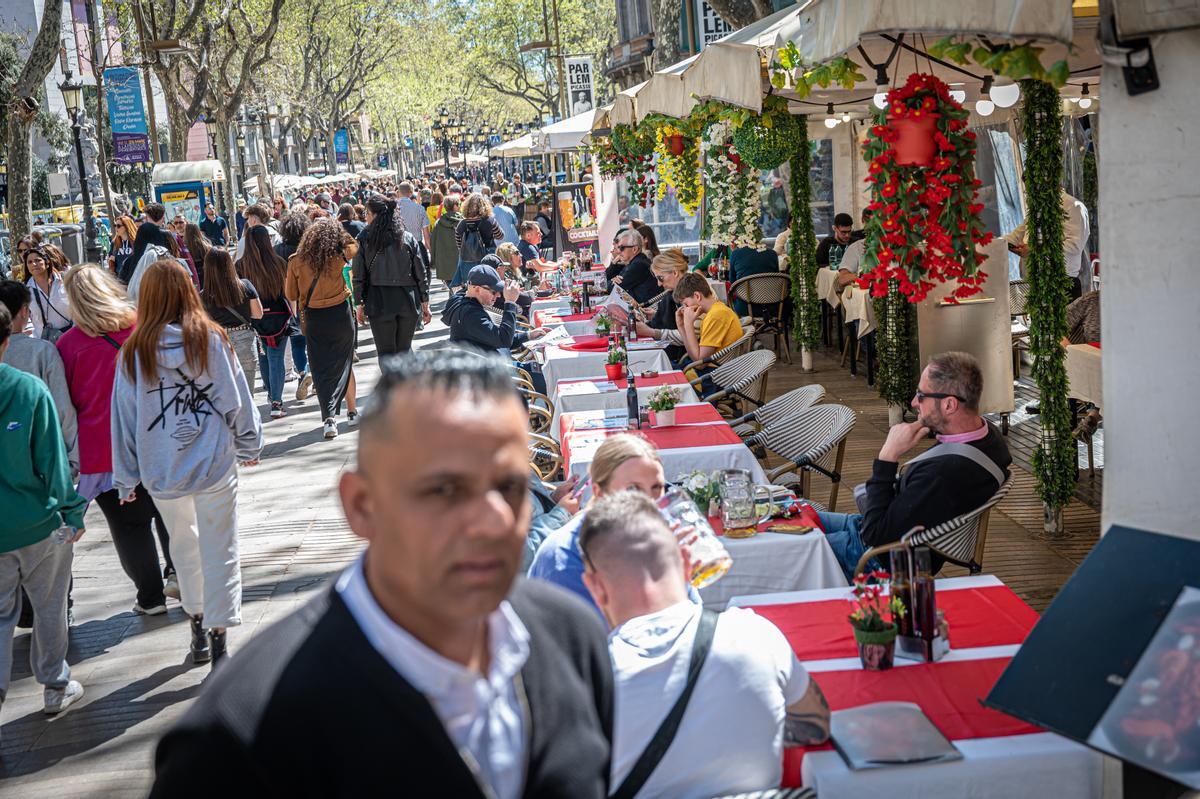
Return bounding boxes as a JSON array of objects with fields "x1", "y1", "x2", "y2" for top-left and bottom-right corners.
[
  {"x1": 589, "y1": 122, "x2": 657, "y2": 208},
  {"x1": 859, "y1": 73, "x2": 994, "y2": 303},
  {"x1": 848, "y1": 570, "x2": 905, "y2": 633}
]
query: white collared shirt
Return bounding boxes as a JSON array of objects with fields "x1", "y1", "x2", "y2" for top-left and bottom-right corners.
[{"x1": 337, "y1": 556, "x2": 530, "y2": 799}]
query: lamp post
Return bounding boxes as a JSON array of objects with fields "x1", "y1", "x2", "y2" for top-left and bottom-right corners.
[
  {"x1": 234, "y1": 127, "x2": 248, "y2": 202},
  {"x1": 203, "y1": 112, "x2": 225, "y2": 216},
  {"x1": 0, "y1": 154, "x2": 7, "y2": 216},
  {"x1": 58, "y1": 73, "x2": 101, "y2": 263}
]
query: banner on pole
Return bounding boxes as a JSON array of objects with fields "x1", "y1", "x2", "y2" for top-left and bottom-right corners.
[
  {"x1": 695, "y1": 0, "x2": 735, "y2": 49},
  {"x1": 104, "y1": 67, "x2": 150, "y2": 164},
  {"x1": 334, "y1": 128, "x2": 350, "y2": 165},
  {"x1": 565, "y1": 57, "x2": 595, "y2": 116}
]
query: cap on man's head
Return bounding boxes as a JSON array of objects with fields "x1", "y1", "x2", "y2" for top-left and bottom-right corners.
[
  {"x1": 467, "y1": 264, "x2": 504, "y2": 293},
  {"x1": 316, "y1": 192, "x2": 332, "y2": 203}
]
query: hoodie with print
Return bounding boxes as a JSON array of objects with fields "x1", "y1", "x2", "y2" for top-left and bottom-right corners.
[{"x1": 111, "y1": 325, "x2": 263, "y2": 500}]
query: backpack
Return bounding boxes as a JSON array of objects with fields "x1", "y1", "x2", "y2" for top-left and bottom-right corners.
[
  {"x1": 459, "y1": 220, "x2": 493, "y2": 264},
  {"x1": 112, "y1": 220, "x2": 136, "y2": 279},
  {"x1": 126, "y1": 244, "x2": 173, "y2": 304}
]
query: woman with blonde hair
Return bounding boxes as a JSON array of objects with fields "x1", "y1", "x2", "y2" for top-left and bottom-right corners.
[
  {"x1": 56, "y1": 264, "x2": 177, "y2": 614},
  {"x1": 111, "y1": 259, "x2": 262, "y2": 665},
  {"x1": 451, "y1": 192, "x2": 503, "y2": 289},
  {"x1": 285, "y1": 218, "x2": 358, "y2": 439},
  {"x1": 527, "y1": 433, "x2": 669, "y2": 613},
  {"x1": 612, "y1": 248, "x2": 689, "y2": 362}
]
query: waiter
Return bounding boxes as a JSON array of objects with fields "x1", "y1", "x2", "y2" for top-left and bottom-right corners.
[{"x1": 1004, "y1": 190, "x2": 1090, "y2": 300}]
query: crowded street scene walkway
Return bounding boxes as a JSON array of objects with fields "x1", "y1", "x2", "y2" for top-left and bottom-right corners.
[{"x1": 2, "y1": 0, "x2": 1199, "y2": 797}]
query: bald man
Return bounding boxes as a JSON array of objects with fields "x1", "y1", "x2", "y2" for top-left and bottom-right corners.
[
  {"x1": 150, "y1": 351, "x2": 613, "y2": 798},
  {"x1": 581, "y1": 492, "x2": 829, "y2": 799}
]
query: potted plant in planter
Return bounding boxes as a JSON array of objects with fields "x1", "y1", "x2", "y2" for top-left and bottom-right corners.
[
  {"x1": 683, "y1": 470, "x2": 721, "y2": 518},
  {"x1": 604, "y1": 345, "x2": 626, "y2": 380},
  {"x1": 648, "y1": 386, "x2": 679, "y2": 427},
  {"x1": 594, "y1": 310, "x2": 612, "y2": 335},
  {"x1": 848, "y1": 571, "x2": 905, "y2": 671}
]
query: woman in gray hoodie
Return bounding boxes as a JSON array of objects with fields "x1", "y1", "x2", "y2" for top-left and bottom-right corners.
[{"x1": 112, "y1": 259, "x2": 263, "y2": 666}]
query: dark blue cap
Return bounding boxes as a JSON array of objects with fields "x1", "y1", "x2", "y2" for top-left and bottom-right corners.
[{"x1": 467, "y1": 264, "x2": 504, "y2": 293}]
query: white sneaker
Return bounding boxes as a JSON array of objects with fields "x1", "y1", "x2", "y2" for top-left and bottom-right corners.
[
  {"x1": 133, "y1": 602, "x2": 167, "y2": 616},
  {"x1": 323, "y1": 419, "x2": 338, "y2": 439},
  {"x1": 295, "y1": 372, "x2": 313, "y2": 401},
  {"x1": 284, "y1": 369, "x2": 299, "y2": 383},
  {"x1": 164, "y1": 573, "x2": 180, "y2": 600},
  {"x1": 44, "y1": 680, "x2": 84, "y2": 716},
  {"x1": 347, "y1": 411, "x2": 359, "y2": 426}
]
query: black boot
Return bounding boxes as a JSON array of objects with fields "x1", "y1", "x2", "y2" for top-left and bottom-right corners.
[
  {"x1": 208, "y1": 629, "x2": 227, "y2": 667},
  {"x1": 190, "y1": 615, "x2": 211, "y2": 664}
]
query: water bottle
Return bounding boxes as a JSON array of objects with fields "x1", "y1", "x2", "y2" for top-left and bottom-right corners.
[{"x1": 52, "y1": 524, "x2": 74, "y2": 544}]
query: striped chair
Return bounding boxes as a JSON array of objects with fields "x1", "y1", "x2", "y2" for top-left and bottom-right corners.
[
  {"x1": 518, "y1": 386, "x2": 555, "y2": 435},
  {"x1": 853, "y1": 476, "x2": 1013, "y2": 577},
  {"x1": 687, "y1": 324, "x2": 757, "y2": 373},
  {"x1": 711, "y1": 789, "x2": 817, "y2": 799},
  {"x1": 730, "y1": 384, "x2": 826, "y2": 440},
  {"x1": 745, "y1": 404, "x2": 856, "y2": 511},
  {"x1": 729, "y1": 272, "x2": 793, "y2": 364},
  {"x1": 528, "y1": 433, "x2": 563, "y2": 482},
  {"x1": 690, "y1": 349, "x2": 776, "y2": 413}
]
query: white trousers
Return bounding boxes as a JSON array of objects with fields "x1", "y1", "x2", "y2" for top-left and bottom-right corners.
[{"x1": 152, "y1": 466, "x2": 242, "y2": 629}]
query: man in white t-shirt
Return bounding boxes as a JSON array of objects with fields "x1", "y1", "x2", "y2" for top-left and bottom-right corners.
[{"x1": 580, "y1": 492, "x2": 830, "y2": 799}]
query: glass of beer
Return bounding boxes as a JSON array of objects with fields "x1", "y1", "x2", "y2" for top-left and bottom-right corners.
[
  {"x1": 656, "y1": 488, "x2": 732, "y2": 588},
  {"x1": 718, "y1": 469, "x2": 759, "y2": 538}
]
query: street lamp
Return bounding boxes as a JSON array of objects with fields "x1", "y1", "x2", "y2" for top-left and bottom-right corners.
[
  {"x1": 58, "y1": 73, "x2": 100, "y2": 263},
  {"x1": 234, "y1": 127, "x2": 248, "y2": 201},
  {"x1": 202, "y1": 112, "x2": 225, "y2": 215}
]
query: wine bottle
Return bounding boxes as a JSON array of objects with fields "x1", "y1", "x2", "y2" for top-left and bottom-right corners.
[{"x1": 627, "y1": 380, "x2": 641, "y2": 429}]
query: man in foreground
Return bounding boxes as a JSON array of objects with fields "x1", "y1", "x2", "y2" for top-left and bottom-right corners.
[
  {"x1": 148, "y1": 351, "x2": 613, "y2": 796},
  {"x1": 819, "y1": 351, "x2": 1012, "y2": 579},
  {"x1": 580, "y1": 492, "x2": 829, "y2": 798}
]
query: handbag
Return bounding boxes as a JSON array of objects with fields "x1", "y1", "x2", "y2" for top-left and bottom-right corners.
[{"x1": 33, "y1": 283, "x2": 73, "y2": 343}]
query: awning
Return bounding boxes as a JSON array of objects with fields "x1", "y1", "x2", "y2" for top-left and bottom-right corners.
[
  {"x1": 538, "y1": 109, "x2": 599, "y2": 152},
  {"x1": 151, "y1": 159, "x2": 225, "y2": 185},
  {"x1": 494, "y1": 133, "x2": 534, "y2": 158},
  {"x1": 424, "y1": 152, "x2": 489, "y2": 170}
]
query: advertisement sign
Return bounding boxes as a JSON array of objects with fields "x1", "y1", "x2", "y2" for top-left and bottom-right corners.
[
  {"x1": 695, "y1": 0, "x2": 735, "y2": 49},
  {"x1": 104, "y1": 67, "x2": 150, "y2": 164},
  {"x1": 552, "y1": 181, "x2": 600, "y2": 257},
  {"x1": 565, "y1": 57, "x2": 595, "y2": 116},
  {"x1": 378, "y1": 153, "x2": 389, "y2": 168},
  {"x1": 334, "y1": 128, "x2": 350, "y2": 166},
  {"x1": 158, "y1": 186, "x2": 204, "y2": 224}
]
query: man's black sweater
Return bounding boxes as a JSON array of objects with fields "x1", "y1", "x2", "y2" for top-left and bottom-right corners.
[
  {"x1": 616, "y1": 252, "x2": 657, "y2": 304},
  {"x1": 442, "y1": 293, "x2": 528, "y2": 351},
  {"x1": 860, "y1": 422, "x2": 1011, "y2": 559},
  {"x1": 149, "y1": 579, "x2": 613, "y2": 798}
]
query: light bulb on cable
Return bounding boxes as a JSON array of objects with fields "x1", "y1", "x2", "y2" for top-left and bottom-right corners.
[
  {"x1": 841, "y1": 111, "x2": 852, "y2": 123},
  {"x1": 1078, "y1": 82, "x2": 1093, "y2": 110},
  {"x1": 975, "y1": 99, "x2": 995, "y2": 117},
  {"x1": 873, "y1": 92, "x2": 888, "y2": 110},
  {"x1": 872, "y1": 65, "x2": 890, "y2": 110},
  {"x1": 990, "y1": 82, "x2": 1020, "y2": 108},
  {"x1": 823, "y1": 103, "x2": 838, "y2": 128},
  {"x1": 949, "y1": 90, "x2": 966, "y2": 104}
]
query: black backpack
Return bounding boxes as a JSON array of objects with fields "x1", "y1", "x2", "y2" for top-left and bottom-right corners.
[{"x1": 459, "y1": 220, "x2": 493, "y2": 264}]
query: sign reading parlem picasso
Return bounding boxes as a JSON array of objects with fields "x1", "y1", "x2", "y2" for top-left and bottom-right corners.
[
  {"x1": 696, "y1": 0, "x2": 734, "y2": 49},
  {"x1": 104, "y1": 66, "x2": 150, "y2": 164},
  {"x1": 334, "y1": 128, "x2": 350, "y2": 165},
  {"x1": 566, "y1": 57, "x2": 595, "y2": 116}
]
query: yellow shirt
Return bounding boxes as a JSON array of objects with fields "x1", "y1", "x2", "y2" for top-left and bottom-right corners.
[{"x1": 698, "y1": 300, "x2": 742, "y2": 351}]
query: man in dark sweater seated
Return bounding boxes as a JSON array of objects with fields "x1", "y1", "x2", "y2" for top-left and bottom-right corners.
[
  {"x1": 609, "y1": 229, "x2": 659, "y2": 305},
  {"x1": 148, "y1": 351, "x2": 614, "y2": 798},
  {"x1": 818, "y1": 351, "x2": 1011, "y2": 580}
]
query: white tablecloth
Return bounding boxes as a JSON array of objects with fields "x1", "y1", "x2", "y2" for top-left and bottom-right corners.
[
  {"x1": 816, "y1": 268, "x2": 842, "y2": 307},
  {"x1": 540, "y1": 342, "x2": 673, "y2": 396},
  {"x1": 550, "y1": 373, "x2": 701, "y2": 441},
  {"x1": 840, "y1": 284, "x2": 876, "y2": 337},
  {"x1": 699, "y1": 531, "x2": 846, "y2": 611},
  {"x1": 530, "y1": 297, "x2": 571, "y2": 313},
  {"x1": 1064, "y1": 344, "x2": 1102, "y2": 409}
]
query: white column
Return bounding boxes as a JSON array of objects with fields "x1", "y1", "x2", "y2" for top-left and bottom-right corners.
[{"x1": 1100, "y1": 30, "x2": 1200, "y2": 542}]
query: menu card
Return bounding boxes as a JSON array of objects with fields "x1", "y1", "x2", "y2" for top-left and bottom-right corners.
[
  {"x1": 831, "y1": 702, "x2": 962, "y2": 770},
  {"x1": 572, "y1": 409, "x2": 630, "y2": 431},
  {"x1": 558, "y1": 380, "x2": 618, "y2": 397}
]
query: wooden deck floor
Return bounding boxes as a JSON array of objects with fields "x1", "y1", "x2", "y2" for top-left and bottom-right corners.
[{"x1": 760, "y1": 343, "x2": 1101, "y2": 612}]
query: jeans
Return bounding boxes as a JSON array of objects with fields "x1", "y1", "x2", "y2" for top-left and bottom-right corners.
[
  {"x1": 449, "y1": 257, "x2": 473, "y2": 289},
  {"x1": 817, "y1": 511, "x2": 882, "y2": 582},
  {"x1": 0, "y1": 536, "x2": 73, "y2": 699},
  {"x1": 152, "y1": 466, "x2": 242, "y2": 628},
  {"x1": 290, "y1": 334, "x2": 309, "y2": 375},
  {"x1": 258, "y1": 337, "x2": 289, "y2": 404},
  {"x1": 94, "y1": 486, "x2": 173, "y2": 608}
]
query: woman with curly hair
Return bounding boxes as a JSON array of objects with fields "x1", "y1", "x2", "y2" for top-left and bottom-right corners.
[
  {"x1": 284, "y1": 218, "x2": 357, "y2": 439},
  {"x1": 451, "y1": 192, "x2": 503, "y2": 289}
]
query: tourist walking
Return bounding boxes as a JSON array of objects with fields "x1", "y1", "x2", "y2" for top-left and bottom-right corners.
[
  {"x1": 56, "y1": 264, "x2": 178, "y2": 613},
  {"x1": 451, "y1": 193, "x2": 503, "y2": 289},
  {"x1": 274, "y1": 211, "x2": 312, "y2": 403},
  {"x1": 430, "y1": 194, "x2": 463, "y2": 287},
  {"x1": 199, "y1": 203, "x2": 228, "y2": 247},
  {"x1": 285, "y1": 218, "x2": 358, "y2": 439},
  {"x1": 240, "y1": 227, "x2": 298, "y2": 418},
  {"x1": 23, "y1": 247, "x2": 73, "y2": 342},
  {"x1": 182, "y1": 223, "x2": 212, "y2": 289},
  {"x1": 202, "y1": 248, "x2": 263, "y2": 395},
  {"x1": 111, "y1": 260, "x2": 263, "y2": 666},
  {"x1": 350, "y1": 195, "x2": 430, "y2": 357}
]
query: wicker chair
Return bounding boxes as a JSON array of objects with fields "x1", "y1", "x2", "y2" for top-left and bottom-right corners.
[
  {"x1": 730, "y1": 384, "x2": 826, "y2": 440},
  {"x1": 853, "y1": 476, "x2": 1012, "y2": 577},
  {"x1": 529, "y1": 433, "x2": 563, "y2": 481},
  {"x1": 686, "y1": 324, "x2": 757, "y2": 373},
  {"x1": 745, "y1": 404, "x2": 856, "y2": 511},
  {"x1": 729, "y1": 272, "x2": 793, "y2": 364},
  {"x1": 690, "y1": 349, "x2": 776, "y2": 414},
  {"x1": 518, "y1": 386, "x2": 555, "y2": 435}
]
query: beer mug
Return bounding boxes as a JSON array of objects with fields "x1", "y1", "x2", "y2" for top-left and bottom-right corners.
[
  {"x1": 718, "y1": 469, "x2": 772, "y2": 538},
  {"x1": 656, "y1": 488, "x2": 732, "y2": 589}
]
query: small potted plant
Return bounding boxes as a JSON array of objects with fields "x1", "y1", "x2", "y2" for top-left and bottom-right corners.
[
  {"x1": 648, "y1": 385, "x2": 679, "y2": 427},
  {"x1": 604, "y1": 345, "x2": 626, "y2": 380},
  {"x1": 683, "y1": 470, "x2": 721, "y2": 518},
  {"x1": 594, "y1": 310, "x2": 612, "y2": 335},
  {"x1": 848, "y1": 571, "x2": 905, "y2": 671}
]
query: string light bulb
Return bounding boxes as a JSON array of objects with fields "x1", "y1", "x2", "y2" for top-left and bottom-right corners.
[
  {"x1": 823, "y1": 103, "x2": 839, "y2": 129},
  {"x1": 1078, "y1": 83, "x2": 1093, "y2": 110},
  {"x1": 975, "y1": 99, "x2": 995, "y2": 117},
  {"x1": 873, "y1": 65, "x2": 889, "y2": 110},
  {"x1": 990, "y1": 82, "x2": 1021, "y2": 108},
  {"x1": 949, "y1": 90, "x2": 967, "y2": 104}
]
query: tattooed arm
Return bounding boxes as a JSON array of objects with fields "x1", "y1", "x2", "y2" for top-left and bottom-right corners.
[{"x1": 783, "y1": 679, "x2": 831, "y2": 746}]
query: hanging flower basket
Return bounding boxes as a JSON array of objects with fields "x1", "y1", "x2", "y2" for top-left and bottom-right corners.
[
  {"x1": 668, "y1": 134, "x2": 686, "y2": 156},
  {"x1": 889, "y1": 113, "x2": 940, "y2": 167},
  {"x1": 732, "y1": 102, "x2": 802, "y2": 170},
  {"x1": 701, "y1": 120, "x2": 764, "y2": 251},
  {"x1": 654, "y1": 122, "x2": 703, "y2": 215}
]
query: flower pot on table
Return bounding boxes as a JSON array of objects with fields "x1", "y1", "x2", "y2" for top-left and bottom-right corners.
[
  {"x1": 604, "y1": 363, "x2": 625, "y2": 381},
  {"x1": 853, "y1": 624, "x2": 897, "y2": 671},
  {"x1": 888, "y1": 113, "x2": 940, "y2": 167},
  {"x1": 652, "y1": 408, "x2": 675, "y2": 427}
]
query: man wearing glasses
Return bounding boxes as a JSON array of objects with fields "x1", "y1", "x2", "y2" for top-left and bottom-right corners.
[
  {"x1": 607, "y1": 229, "x2": 658, "y2": 304},
  {"x1": 818, "y1": 351, "x2": 1011, "y2": 581},
  {"x1": 815, "y1": 212, "x2": 862, "y2": 271}
]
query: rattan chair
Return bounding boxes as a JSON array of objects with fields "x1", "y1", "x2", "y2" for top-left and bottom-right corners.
[
  {"x1": 729, "y1": 272, "x2": 793, "y2": 364},
  {"x1": 687, "y1": 324, "x2": 756, "y2": 373},
  {"x1": 690, "y1": 349, "x2": 776, "y2": 414},
  {"x1": 518, "y1": 386, "x2": 555, "y2": 434},
  {"x1": 745, "y1": 404, "x2": 856, "y2": 511},
  {"x1": 853, "y1": 476, "x2": 1012, "y2": 577},
  {"x1": 711, "y1": 788, "x2": 817, "y2": 799},
  {"x1": 529, "y1": 432, "x2": 563, "y2": 481},
  {"x1": 731, "y1": 384, "x2": 826, "y2": 441}
]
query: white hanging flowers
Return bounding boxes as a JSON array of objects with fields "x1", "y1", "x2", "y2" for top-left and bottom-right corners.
[{"x1": 702, "y1": 120, "x2": 765, "y2": 251}]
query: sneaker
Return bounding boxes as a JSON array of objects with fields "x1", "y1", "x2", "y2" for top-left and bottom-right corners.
[
  {"x1": 133, "y1": 602, "x2": 167, "y2": 616},
  {"x1": 209, "y1": 629, "x2": 228, "y2": 668},
  {"x1": 323, "y1": 419, "x2": 338, "y2": 439},
  {"x1": 295, "y1": 372, "x2": 313, "y2": 401},
  {"x1": 190, "y1": 615, "x2": 211, "y2": 664},
  {"x1": 347, "y1": 411, "x2": 359, "y2": 426},
  {"x1": 284, "y1": 369, "x2": 299, "y2": 383},
  {"x1": 270, "y1": 401, "x2": 286, "y2": 419},
  {"x1": 164, "y1": 573, "x2": 180, "y2": 600},
  {"x1": 43, "y1": 680, "x2": 84, "y2": 716}
]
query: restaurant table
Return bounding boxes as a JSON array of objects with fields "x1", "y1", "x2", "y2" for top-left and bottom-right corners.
[
  {"x1": 550, "y1": 371, "x2": 700, "y2": 441},
  {"x1": 839, "y1": 284, "x2": 877, "y2": 383},
  {"x1": 1064, "y1": 343, "x2": 1102, "y2": 409},
  {"x1": 530, "y1": 295, "x2": 571, "y2": 314},
  {"x1": 540, "y1": 337, "x2": 673, "y2": 396},
  {"x1": 532, "y1": 308, "x2": 597, "y2": 329},
  {"x1": 728, "y1": 576, "x2": 1107, "y2": 799},
  {"x1": 560, "y1": 411, "x2": 769, "y2": 496},
  {"x1": 816, "y1": 268, "x2": 842, "y2": 307}
]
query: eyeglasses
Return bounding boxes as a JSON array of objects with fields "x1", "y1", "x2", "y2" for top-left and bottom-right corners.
[
  {"x1": 913, "y1": 390, "x2": 964, "y2": 403},
  {"x1": 616, "y1": 244, "x2": 637, "y2": 251}
]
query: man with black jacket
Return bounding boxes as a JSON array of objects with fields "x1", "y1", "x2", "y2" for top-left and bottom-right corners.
[
  {"x1": 609, "y1": 229, "x2": 658, "y2": 304},
  {"x1": 148, "y1": 351, "x2": 614, "y2": 798},
  {"x1": 817, "y1": 351, "x2": 1012, "y2": 580}
]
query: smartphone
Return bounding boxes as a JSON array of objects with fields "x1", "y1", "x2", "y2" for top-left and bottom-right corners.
[{"x1": 569, "y1": 475, "x2": 591, "y2": 499}]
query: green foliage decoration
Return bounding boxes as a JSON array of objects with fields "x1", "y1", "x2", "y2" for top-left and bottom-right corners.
[
  {"x1": 731, "y1": 95, "x2": 803, "y2": 171},
  {"x1": 929, "y1": 37, "x2": 1070, "y2": 89},
  {"x1": 872, "y1": 283, "x2": 920, "y2": 408},
  {"x1": 1020, "y1": 78, "x2": 1076, "y2": 511},
  {"x1": 787, "y1": 118, "x2": 820, "y2": 352},
  {"x1": 769, "y1": 47, "x2": 867, "y2": 98}
]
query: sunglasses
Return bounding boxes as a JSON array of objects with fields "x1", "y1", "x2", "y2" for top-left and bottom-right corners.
[
  {"x1": 617, "y1": 244, "x2": 637, "y2": 251},
  {"x1": 913, "y1": 390, "x2": 964, "y2": 403}
]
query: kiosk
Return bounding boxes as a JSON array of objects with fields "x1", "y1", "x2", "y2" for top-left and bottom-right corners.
[{"x1": 151, "y1": 160, "x2": 226, "y2": 224}]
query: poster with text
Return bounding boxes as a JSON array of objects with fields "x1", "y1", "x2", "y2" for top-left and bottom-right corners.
[
  {"x1": 553, "y1": 181, "x2": 599, "y2": 258},
  {"x1": 334, "y1": 128, "x2": 350, "y2": 165},
  {"x1": 566, "y1": 57, "x2": 595, "y2": 116},
  {"x1": 104, "y1": 67, "x2": 150, "y2": 164},
  {"x1": 696, "y1": 0, "x2": 735, "y2": 49}
]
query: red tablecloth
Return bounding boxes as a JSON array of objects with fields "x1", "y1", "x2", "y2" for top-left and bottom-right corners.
[
  {"x1": 751, "y1": 585, "x2": 1038, "y2": 663},
  {"x1": 562, "y1": 424, "x2": 743, "y2": 469},
  {"x1": 534, "y1": 309, "x2": 597, "y2": 327},
  {"x1": 559, "y1": 334, "x2": 611, "y2": 352},
  {"x1": 557, "y1": 372, "x2": 690, "y2": 392},
  {"x1": 707, "y1": 503, "x2": 826, "y2": 537},
  {"x1": 648, "y1": 403, "x2": 724, "y2": 426}
]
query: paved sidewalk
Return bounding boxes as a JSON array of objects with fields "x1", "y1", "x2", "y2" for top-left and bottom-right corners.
[{"x1": 0, "y1": 287, "x2": 453, "y2": 795}]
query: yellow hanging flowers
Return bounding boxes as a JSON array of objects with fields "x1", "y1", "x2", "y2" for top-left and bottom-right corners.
[{"x1": 654, "y1": 124, "x2": 703, "y2": 216}]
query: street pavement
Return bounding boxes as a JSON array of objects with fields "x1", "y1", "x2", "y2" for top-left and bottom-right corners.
[{"x1": 0, "y1": 286, "x2": 455, "y2": 796}]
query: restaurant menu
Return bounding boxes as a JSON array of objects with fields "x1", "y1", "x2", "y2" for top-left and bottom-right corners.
[
  {"x1": 571, "y1": 409, "x2": 629, "y2": 431},
  {"x1": 1087, "y1": 586, "x2": 1200, "y2": 789},
  {"x1": 830, "y1": 702, "x2": 962, "y2": 770},
  {"x1": 557, "y1": 380, "x2": 618, "y2": 396},
  {"x1": 522, "y1": 326, "x2": 572, "y2": 350}
]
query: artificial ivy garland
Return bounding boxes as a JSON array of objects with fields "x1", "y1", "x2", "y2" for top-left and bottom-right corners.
[
  {"x1": 859, "y1": 73, "x2": 993, "y2": 303},
  {"x1": 1021, "y1": 78, "x2": 1076, "y2": 523},
  {"x1": 873, "y1": 282, "x2": 920, "y2": 408},
  {"x1": 701, "y1": 120, "x2": 763, "y2": 251},
  {"x1": 787, "y1": 117, "x2": 820, "y2": 353},
  {"x1": 731, "y1": 96, "x2": 804, "y2": 171}
]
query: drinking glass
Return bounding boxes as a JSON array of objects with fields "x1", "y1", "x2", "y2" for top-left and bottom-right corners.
[
  {"x1": 656, "y1": 488, "x2": 732, "y2": 588},
  {"x1": 718, "y1": 469, "x2": 758, "y2": 539}
]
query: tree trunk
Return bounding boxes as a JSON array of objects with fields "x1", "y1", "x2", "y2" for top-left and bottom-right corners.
[
  {"x1": 648, "y1": 0, "x2": 684, "y2": 68},
  {"x1": 6, "y1": 113, "x2": 35, "y2": 262},
  {"x1": 94, "y1": 73, "x2": 116, "y2": 223},
  {"x1": 215, "y1": 117, "x2": 238, "y2": 219}
]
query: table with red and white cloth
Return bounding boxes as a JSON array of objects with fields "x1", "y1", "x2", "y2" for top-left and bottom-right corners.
[
  {"x1": 1065, "y1": 343, "x2": 1102, "y2": 409},
  {"x1": 539, "y1": 335, "x2": 673, "y2": 396},
  {"x1": 550, "y1": 370, "x2": 698, "y2": 441},
  {"x1": 728, "y1": 575, "x2": 1107, "y2": 799},
  {"x1": 533, "y1": 308, "x2": 599, "y2": 336}
]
